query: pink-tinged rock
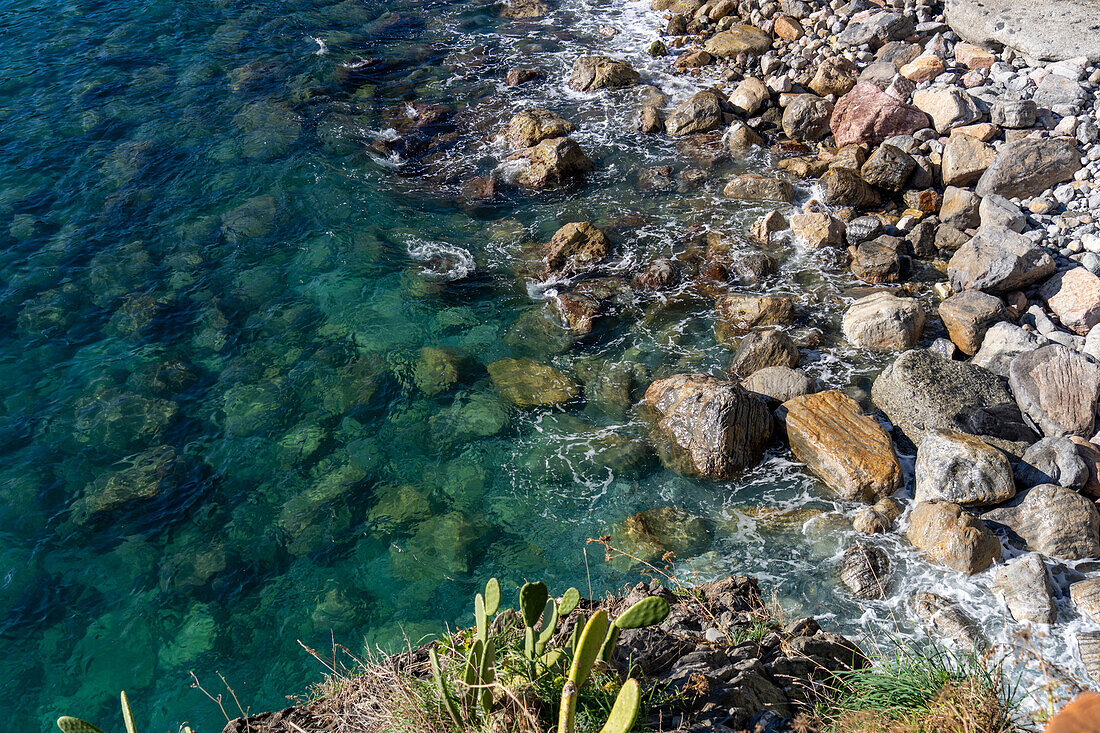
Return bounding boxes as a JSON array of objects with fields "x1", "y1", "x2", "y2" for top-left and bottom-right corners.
[
  {"x1": 1040, "y1": 267, "x2": 1100, "y2": 336},
  {"x1": 830, "y1": 82, "x2": 932, "y2": 147}
]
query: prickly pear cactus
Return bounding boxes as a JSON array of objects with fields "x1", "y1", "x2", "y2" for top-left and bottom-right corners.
[
  {"x1": 568, "y1": 610, "x2": 609, "y2": 688},
  {"x1": 519, "y1": 581, "x2": 549, "y2": 628},
  {"x1": 484, "y1": 577, "x2": 501, "y2": 616},
  {"x1": 475, "y1": 592, "x2": 488, "y2": 643},
  {"x1": 429, "y1": 646, "x2": 462, "y2": 726},
  {"x1": 559, "y1": 587, "x2": 580, "y2": 616},
  {"x1": 535, "y1": 598, "x2": 558, "y2": 655},
  {"x1": 56, "y1": 718, "x2": 106, "y2": 733},
  {"x1": 613, "y1": 596, "x2": 670, "y2": 630},
  {"x1": 121, "y1": 690, "x2": 137, "y2": 733},
  {"x1": 599, "y1": 678, "x2": 641, "y2": 733}
]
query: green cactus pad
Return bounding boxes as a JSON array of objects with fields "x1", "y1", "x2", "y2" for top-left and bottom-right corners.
[
  {"x1": 475, "y1": 592, "x2": 488, "y2": 643},
  {"x1": 121, "y1": 690, "x2": 137, "y2": 733},
  {"x1": 429, "y1": 646, "x2": 463, "y2": 727},
  {"x1": 599, "y1": 679, "x2": 641, "y2": 733},
  {"x1": 568, "y1": 610, "x2": 609, "y2": 688},
  {"x1": 519, "y1": 581, "x2": 549, "y2": 628},
  {"x1": 484, "y1": 577, "x2": 501, "y2": 616},
  {"x1": 613, "y1": 596, "x2": 670, "y2": 629},
  {"x1": 559, "y1": 587, "x2": 581, "y2": 615},
  {"x1": 598, "y1": 625, "x2": 620, "y2": 663},
  {"x1": 536, "y1": 598, "x2": 558, "y2": 650},
  {"x1": 56, "y1": 718, "x2": 106, "y2": 733},
  {"x1": 478, "y1": 638, "x2": 496, "y2": 713}
]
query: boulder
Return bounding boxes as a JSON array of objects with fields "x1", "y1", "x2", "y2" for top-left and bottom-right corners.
[
  {"x1": 665, "y1": 89, "x2": 726, "y2": 136},
  {"x1": 782, "y1": 95, "x2": 833, "y2": 141},
  {"x1": 644, "y1": 374, "x2": 773, "y2": 479},
  {"x1": 728, "y1": 330, "x2": 799, "y2": 377},
  {"x1": 947, "y1": 227, "x2": 1056, "y2": 293},
  {"x1": 487, "y1": 358, "x2": 579, "y2": 407},
  {"x1": 749, "y1": 210, "x2": 788, "y2": 246},
  {"x1": 723, "y1": 174, "x2": 794, "y2": 203},
  {"x1": 782, "y1": 390, "x2": 903, "y2": 503},
  {"x1": 537, "y1": 222, "x2": 609, "y2": 280},
  {"x1": 944, "y1": 0, "x2": 1100, "y2": 63},
  {"x1": 914, "y1": 429, "x2": 1015, "y2": 506},
  {"x1": 939, "y1": 186, "x2": 981, "y2": 230},
  {"x1": 1070, "y1": 436, "x2": 1100, "y2": 500},
  {"x1": 567, "y1": 56, "x2": 640, "y2": 91},
  {"x1": 900, "y1": 55, "x2": 945, "y2": 83},
  {"x1": 938, "y1": 290, "x2": 1007, "y2": 356},
  {"x1": 1039, "y1": 267, "x2": 1100, "y2": 336},
  {"x1": 1071, "y1": 577, "x2": 1100, "y2": 623},
  {"x1": 860, "y1": 144, "x2": 916, "y2": 192},
  {"x1": 912, "y1": 88, "x2": 983, "y2": 133},
  {"x1": 71, "y1": 446, "x2": 180, "y2": 525},
  {"x1": 994, "y1": 553, "x2": 1056, "y2": 624},
  {"x1": 836, "y1": 12, "x2": 914, "y2": 48},
  {"x1": 716, "y1": 294, "x2": 796, "y2": 331},
  {"x1": 851, "y1": 236, "x2": 909, "y2": 284},
  {"x1": 990, "y1": 98, "x2": 1037, "y2": 129},
  {"x1": 1014, "y1": 436, "x2": 1089, "y2": 489},
  {"x1": 841, "y1": 292, "x2": 925, "y2": 352},
  {"x1": 907, "y1": 501, "x2": 1002, "y2": 574},
  {"x1": 830, "y1": 82, "x2": 932, "y2": 147},
  {"x1": 809, "y1": 56, "x2": 859, "y2": 97},
  {"x1": 979, "y1": 194, "x2": 1026, "y2": 232},
  {"x1": 508, "y1": 137, "x2": 594, "y2": 189},
  {"x1": 728, "y1": 77, "x2": 770, "y2": 115},
  {"x1": 975, "y1": 137, "x2": 1082, "y2": 198},
  {"x1": 504, "y1": 109, "x2": 575, "y2": 148},
  {"x1": 821, "y1": 167, "x2": 879, "y2": 209},
  {"x1": 913, "y1": 591, "x2": 988, "y2": 650},
  {"x1": 853, "y1": 507, "x2": 892, "y2": 534},
  {"x1": 954, "y1": 42, "x2": 997, "y2": 70},
  {"x1": 704, "y1": 26, "x2": 773, "y2": 57},
  {"x1": 983, "y1": 484, "x2": 1100, "y2": 560},
  {"x1": 1080, "y1": 633, "x2": 1100, "y2": 682},
  {"x1": 971, "y1": 322, "x2": 1048, "y2": 378},
  {"x1": 840, "y1": 543, "x2": 891, "y2": 600},
  {"x1": 742, "y1": 366, "x2": 814, "y2": 403},
  {"x1": 941, "y1": 135, "x2": 996, "y2": 187},
  {"x1": 1034, "y1": 72, "x2": 1087, "y2": 109},
  {"x1": 1009, "y1": 344, "x2": 1100, "y2": 437},
  {"x1": 871, "y1": 348, "x2": 1037, "y2": 450},
  {"x1": 790, "y1": 212, "x2": 845, "y2": 248}
]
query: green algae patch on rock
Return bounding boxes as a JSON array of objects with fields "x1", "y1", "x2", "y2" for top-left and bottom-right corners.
[
  {"x1": 611, "y1": 505, "x2": 711, "y2": 569},
  {"x1": 73, "y1": 388, "x2": 179, "y2": 453},
  {"x1": 429, "y1": 391, "x2": 512, "y2": 446},
  {"x1": 71, "y1": 445, "x2": 180, "y2": 526},
  {"x1": 487, "y1": 357, "x2": 579, "y2": 407},
  {"x1": 412, "y1": 346, "x2": 461, "y2": 395}
]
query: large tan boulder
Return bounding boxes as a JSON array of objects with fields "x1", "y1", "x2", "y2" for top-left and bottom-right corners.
[{"x1": 907, "y1": 501, "x2": 1001, "y2": 575}]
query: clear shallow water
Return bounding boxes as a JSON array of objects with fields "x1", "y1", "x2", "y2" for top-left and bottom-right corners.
[{"x1": 0, "y1": 0, "x2": 1091, "y2": 730}]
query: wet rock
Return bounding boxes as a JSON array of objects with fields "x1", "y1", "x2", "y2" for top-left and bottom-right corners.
[
  {"x1": 722, "y1": 174, "x2": 794, "y2": 203},
  {"x1": 821, "y1": 167, "x2": 879, "y2": 209},
  {"x1": 1039, "y1": 267, "x2": 1100, "y2": 336},
  {"x1": 972, "y1": 322, "x2": 1048, "y2": 378},
  {"x1": 498, "y1": 0, "x2": 549, "y2": 18},
  {"x1": 71, "y1": 446, "x2": 180, "y2": 526},
  {"x1": 871, "y1": 349, "x2": 1037, "y2": 450},
  {"x1": 704, "y1": 26, "x2": 773, "y2": 58},
  {"x1": 728, "y1": 330, "x2": 799, "y2": 377},
  {"x1": 841, "y1": 292, "x2": 925, "y2": 352},
  {"x1": 567, "y1": 56, "x2": 639, "y2": 91},
  {"x1": 633, "y1": 258, "x2": 679, "y2": 291},
  {"x1": 391, "y1": 512, "x2": 481, "y2": 581},
  {"x1": 810, "y1": 56, "x2": 860, "y2": 98},
  {"x1": 715, "y1": 294, "x2": 796, "y2": 332},
  {"x1": 503, "y1": 109, "x2": 575, "y2": 148},
  {"x1": 1071, "y1": 577, "x2": 1100, "y2": 623},
  {"x1": 728, "y1": 77, "x2": 769, "y2": 116},
  {"x1": 665, "y1": 89, "x2": 726, "y2": 136},
  {"x1": 644, "y1": 374, "x2": 773, "y2": 479},
  {"x1": 853, "y1": 506, "x2": 892, "y2": 534},
  {"x1": 845, "y1": 216, "x2": 884, "y2": 246},
  {"x1": 508, "y1": 136, "x2": 594, "y2": 189},
  {"x1": 912, "y1": 88, "x2": 983, "y2": 133},
  {"x1": 830, "y1": 82, "x2": 932, "y2": 147},
  {"x1": 487, "y1": 358, "x2": 579, "y2": 407},
  {"x1": 994, "y1": 553, "x2": 1055, "y2": 624},
  {"x1": 983, "y1": 484, "x2": 1100, "y2": 560},
  {"x1": 907, "y1": 501, "x2": 1002, "y2": 575},
  {"x1": 1079, "y1": 633, "x2": 1100, "y2": 682},
  {"x1": 782, "y1": 95, "x2": 833, "y2": 142},
  {"x1": 742, "y1": 366, "x2": 814, "y2": 403},
  {"x1": 1009, "y1": 344, "x2": 1100, "y2": 438},
  {"x1": 790, "y1": 212, "x2": 844, "y2": 249},
  {"x1": 613, "y1": 506, "x2": 710, "y2": 563},
  {"x1": 840, "y1": 543, "x2": 891, "y2": 600},
  {"x1": 537, "y1": 221, "x2": 609, "y2": 280},
  {"x1": 851, "y1": 235, "x2": 909, "y2": 283},
  {"x1": 638, "y1": 105, "x2": 663, "y2": 134},
  {"x1": 1015, "y1": 436, "x2": 1089, "y2": 489},
  {"x1": 749, "y1": 210, "x2": 788, "y2": 247},
  {"x1": 948, "y1": 227, "x2": 1056, "y2": 293},
  {"x1": 428, "y1": 391, "x2": 511, "y2": 445},
  {"x1": 505, "y1": 67, "x2": 543, "y2": 86},
  {"x1": 783, "y1": 390, "x2": 902, "y2": 503},
  {"x1": 914, "y1": 429, "x2": 1015, "y2": 506},
  {"x1": 727, "y1": 123, "x2": 764, "y2": 155},
  {"x1": 635, "y1": 165, "x2": 674, "y2": 193},
  {"x1": 553, "y1": 292, "x2": 600, "y2": 335},
  {"x1": 975, "y1": 137, "x2": 1082, "y2": 199},
  {"x1": 860, "y1": 144, "x2": 915, "y2": 192},
  {"x1": 941, "y1": 135, "x2": 996, "y2": 187},
  {"x1": 938, "y1": 290, "x2": 1007, "y2": 356},
  {"x1": 913, "y1": 592, "x2": 988, "y2": 650},
  {"x1": 73, "y1": 388, "x2": 179, "y2": 452}
]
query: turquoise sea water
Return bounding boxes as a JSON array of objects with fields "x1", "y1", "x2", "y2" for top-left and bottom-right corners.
[{"x1": 0, "y1": 0, "x2": 1086, "y2": 730}]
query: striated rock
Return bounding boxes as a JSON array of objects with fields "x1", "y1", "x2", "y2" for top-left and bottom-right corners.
[
  {"x1": 837, "y1": 12, "x2": 914, "y2": 49},
  {"x1": 938, "y1": 290, "x2": 1007, "y2": 356},
  {"x1": 975, "y1": 137, "x2": 1082, "y2": 198},
  {"x1": 1009, "y1": 344, "x2": 1100, "y2": 438},
  {"x1": 947, "y1": 227, "x2": 1056, "y2": 294},
  {"x1": 990, "y1": 98, "x2": 1037, "y2": 129},
  {"x1": 728, "y1": 330, "x2": 799, "y2": 377},
  {"x1": 939, "y1": 186, "x2": 981, "y2": 230},
  {"x1": 704, "y1": 26, "x2": 773, "y2": 58},
  {"x1": 716, "y1": 294, "x2": 796, "y2": 331},
  {"x1": 487, "y1": 358, "x2": 579, "y2": 407},
  {"x1": 994, "y1": 553, "x2": 1055, "y2": 624},
  {"x1": 914, "y1": 429, "x2": 1015, "y2": 506},
  {"x1": 537, "y1": 222, "x2": 609, "y2": 280},
  {"x1": 790, "y1": 212, "x2": 844, "y2": 249},
  {"x1": 912, "y1": 87, "x2": 983, "y2": 133},
  {"x1": 851, "y1": 236, "x2": 909, "y2": 284},
  {"x1": 821, "y1": 167, "x2": 879, "y2": 209},
  {"x1": 941, "y1": 135, "x2": 996, "y2": 187},
  {"x1": 508, "y1": 136, "x2": 594, "y2": 189},
  {"x1": 644, "y1": 374, "x2": 773, "y2": 479},
  {"x1": 568, "y1": 56, "x2": 639, "y2": 91},
  {"x1": 907, "y1": 501, "x2": 1002, "y2": 575},
  {"x1": 1070, "y1": 578, "x2": 1100, "y2": 623},
  {"x1": 504, "y1": 109, "x2": 574, "y2": 148},
  {"x1": 728, "y1": 77, "x2": 769, "y2": 115},
  {"x1": 830, "y1": 83, "x2": 931, "y2": 147},
  {"x1": 913, "y1": 591, "x2": 988, "y2": 650},
  {"x1": 871, "y1": 349, "x2": 1037, "y2": 450},
  {"x1": 972, "y1": 322, "x2": 1048, "y2": 378},
  {"x1": 810, "y1": 56, "x2": 859, "y2": 97},
  {"x1": 742, "y1": 366, "x2": 814, "y2": 403},
  {"x1": 840, "y1": 543, "x2": 891, "y2": 600},
  {"x1": 1070, "y1": 436, "x2": 1100, "y2": 500},
  {"x1": 1039, "y1": 267, "x2": 1100, "y2": 336},
  {"x1": 723, "y1": 174, "x2": 793, "y2": 203},
  {"x1": 841, "y1": 292, "x2": 925, "y2": 352},
  {"x1": 665, "y1": 89, "x2": 726, "y2": 136},
  {"x1": 1015, "y1": 436, "x2": 1089, "y2": 489},
  {"x1": 782, "y1": 95, "x2": 833, "y2": 142},
  {"x1": 979, "y1": 194, "x2": 1026, "y2": 233},
  {"x1": 783, "y1": 390, "x2": 902, "y2": 503},
  {"x1": 983, "y1": 484, "x2": 1100, "y2": 560},
  {"x1": 1080, "y1": 633, "x2": 1100, "y2": 682},
  {"x1": 860, "y1": 144, "x2": 915, "y2": 192}
]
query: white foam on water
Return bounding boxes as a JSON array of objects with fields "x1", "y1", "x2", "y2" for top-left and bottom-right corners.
[{"x1": 403, "y1": 235, "x2": 476, "y2": 281}]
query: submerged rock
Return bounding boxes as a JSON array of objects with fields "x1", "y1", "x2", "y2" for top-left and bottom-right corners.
[
  {"x1": 71, "y1": 446, "x2": 180, "y2": 526},
  {"x1": 487, "y1": 358, "x2": 579, "y2": 407},
  {"x1": 644, "y1": 374, "x2": 773, "y2": 479},
  {"x1": 994, "y1": 553, "x2": 1055, "y2": 625},
  {"x1": 914, "y1": 429, "x2": 1015, "y2": 506},
  {"x1": 840, "y1": 542, "x2": 891, "y2": 600},
  {"x1": 907, "y1": 501, "x2": 1001, "y2": 575},
  {"x1": 613, "y1": 506, "x2": 711, "y2": 564},
  {"x1": 73, "y1": 388, "x2": 179, "y2": 452},
  {"x1": 982, "y1": 484, "x2": 1100, "y2": 561}
]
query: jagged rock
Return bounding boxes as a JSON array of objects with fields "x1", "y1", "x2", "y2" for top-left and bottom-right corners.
[
  {"x1": 983, "y1": 484, "x2": 1100, "y2": 560},
  {"x1": 665, "y1": 89, "x2": 726, "y2": 136},
  {"x1": 871, "y1": 349, "x2": 1036, "y2": 450},
  {"x1": 830, "y1": 82, "x2": 931, "y2": 147},
  {"x1": 782, "y1": 94, "x2": 833, "y2": 141},
  {"x1": 975, "y1": 137, "x2": 1082, "y2": 198},
  {"x1": 537, "y1": 221, "x2": 609, "y2": 280},
  {"x1": 790, "y1": 212, "x2": 844, "y2": 248},
  {"x1": 728, "y1": 330, "x2": 799, "y2": 377},
  {"x1": 704, "y1": 26, "x2": 773, "y2": 57},
  {"x1": 644, "y1": 374, "x2": 773, "y2": 479},
  {"x1": 947, "y1": 227, "x2": 1056, "y2": 293},
  {"x1": 810, "y1": 56, "x2": 859, "y2": 97},
  {"x1": 1070, "y1": 577, "x2": 1100, "y2": 623},
  {"x1": 979, "y1": 194, "x2": 1027, "y2": 233},
  {"x1": 821, "y1": 167, "x2": 880, "y2": 208},
  {"x1": 842, "y1": 292, "x2": 925, "y2": 352},
  {"x1": 715, "y1": 294, "x2": 796, "y2": 332},
  {"x1": 1039, "y1": 267, "x2": 1100, "y2": 336},
  {"x1": 994, "y1": 553, "x2": 1055, "y2": 624},
  {"x1": 907, "y1": 501, "x2": 1002, "y2": 575},
  {"x1": 1009, "y1": 344, "x2": 1100, "y2": 438},
  {"x1": 840, "y1": 543, "x2": 891, "y2": 600},
  {"x1": 499, "y1": 0, "x2": 549, "y2": 18},
  {"x1": 913, "y1": 591, "x2": 988, "y2": 650},
  {"x1": 837, "y1": 12, "x2": 914, "y2": 48},
  {"x1": 939, "y1": 186, "x2": 981, "y2": 230},
  {"x1": 742, "y1": 366, "x2": 814, "y2": 403},
  {"x1": 938, "y1": 290, "x2": 1007, "y2": 356},
  {"x1": 941, "y1": 135, "x2": 996, "y2": 187},
  {"x1": 912, "y1": 87, "x2": 983, "y2": 133},
  {"x1": 783, "y1": 390, "x2": 902, "y2": 503},
  {"x1": 972, "y1": 322, "x2": 1048, "y2": 378},
  {"x1": 861, "y1": 144, "x2": 916, "y2": 192},
  {"x1": 749, "y1": 210, "x2": 788, "y2": 246},
  {"x1": 1015, "y1": 436, "x2": 1089, "y2": 489},
  {"x1": 567, "y1": 56, "x2": 639, "y2": 91},
  {"x1": 503, "y1": 109, "x2": 574, "y2": 148},
  {"x1": 723, "y1": 174, "x2": 794, "y2": 203},
  {"x1": 508, "y1": 136, "x2": 594, "y2": 189},
  {"x1": 487, "y1": 358, "x2": 579, "y2": 407},
  {"x1": 914, "y1": 429, "x2": 1015, "y2": 506}
]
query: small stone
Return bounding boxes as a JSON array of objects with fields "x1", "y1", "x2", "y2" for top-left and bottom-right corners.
[
  {"x1": 853, "y1": 507, "x2": 892, "y2": 534},
  {"x1": 810, "y1": 56, "x2": 860, "y2": 97},
  {"x1": 979, "y1": 194, "x2": 1026, "y2": 233},
  {"x1": 749, "y1": 210, "x2": 788, "y2": 246},
  {"x1": 841, "y1": 543, "x2": 891, "y2": 599},
  {"x1": 741, "y1": 366, "x2": 814, "y2": 403},
  {"x1": 728, "y1": 330, "x2": 799, "y2": 377},
  {"x1": 782, "y1": 94, "x2": 834, "y2": 141},
  {"x1": 900, "y1": 55, "x2": 945, "y2": 83},
  {"x1": 567, "y1": 56, "x2": 639, "y2": 91},
  {"x1": 704, "y1": 26, "x2": 773, "y2": 58}
]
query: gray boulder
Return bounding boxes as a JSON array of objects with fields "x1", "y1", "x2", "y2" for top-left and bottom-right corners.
[
  {"x1": 837, "y1": 12, "x2": 915, "y2": 49},
  {"x1": 983, "y1": 484, "x2": 1100, "y2": 560},
  {"x1": 665, "y1": 89, "x2": 726, "y2": 136},
  {"x1": 782, "y1": 94, "x2": 833, "y2": 141},
  {"x1": 944, "y1": 0, "x2": 1100, "y2": 62},
  {"x1": 975, "y1": 137, "x2": 1082, "y2": 198},
  {"x1": 728, "y1": 330, "x2": 799, "y2": 377},
  {"x1": 913, "y1": 591, "x2": 988, "y2": 650},
  {"x1": 947, "y1": 226, "x2": 1056, "y2": 293},
  {"x1": 979, "y1": 194, "x2": 1026, "y2": 233},
  {"x1": 742, "y1": 366, "x2": 814, "y2": 403},
  {"x1": 1014, "y1": 436, "x2": 1089, "y2": 489},
  {"x1": 971, "y1": 322, "x2": 1048, "y2": 378},
  {"x1": 914, "y1": 429, "x2": 1015, "y2": 506},
  {"x1": 842, "y1": 292, "x2": 925, "y2": 352},
  {"x1": 1009, "y1": 344, "x2": 1100, "y2": 438},
  {"x1": 993, "y1": 553, "x2": 1056, "y2": 624}
]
